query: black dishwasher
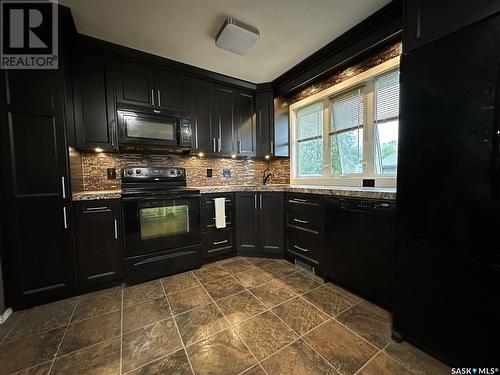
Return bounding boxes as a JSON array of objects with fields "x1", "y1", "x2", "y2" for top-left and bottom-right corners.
[{"x1": 323, "y1": 197, "x2": 396, "y2": 307}]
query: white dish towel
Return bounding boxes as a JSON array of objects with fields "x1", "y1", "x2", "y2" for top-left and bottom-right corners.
[{"x1": 214, "y1": 197, "x2": 226, "y2": 229}]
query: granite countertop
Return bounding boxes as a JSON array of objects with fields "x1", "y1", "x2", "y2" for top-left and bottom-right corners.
[
  {"x1": 194, "y1": 185, "x2": 396, "y2": 200},
  {"x1": 72, "y1": 190, "x2": 122, "y2": 201},
  {"x1": 72, "y1": 185, "x2": 396, "y2": 201}
]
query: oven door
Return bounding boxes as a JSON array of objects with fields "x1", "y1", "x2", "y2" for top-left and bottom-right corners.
[
  {"x1": 118, "y1": 110, "x2": 179, "y2": 148},
  {"x1": 122, "y1": 194, "x2": 200, "y2": 257}
]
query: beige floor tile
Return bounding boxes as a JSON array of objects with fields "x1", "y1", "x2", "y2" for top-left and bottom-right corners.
[
  {"x1": 272, "y1": 297, "x2": 329, "y2": 335},
  {"x1": 167, "y1": 286, "x2": 212, "y2": 315},
  {"x1": 123, "y1": 297, "x2": 170, "y2": 333},
  {"x1": 187, "y1": 328, "x2": 256, "y2": 375},
  {"x1": 234, "y1": 311, "x2": 297, "y2": 360}
]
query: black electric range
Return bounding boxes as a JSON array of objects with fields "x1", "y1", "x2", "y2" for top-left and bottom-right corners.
[{"x1": 121, "y1": 167, "x2": 202, "y2": 284}]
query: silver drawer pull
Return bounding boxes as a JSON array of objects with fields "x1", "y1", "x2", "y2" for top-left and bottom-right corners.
[
  {"x1": 293, "y1": 245, "x2": 309, "y2": 252},
  {"x1": 85, "y1": 206, "x2": 110, "y2": 211},
  {"x1": 213, "y1": 240, "x2": 229, "y2": 245},
  {"x1": 114, "y1": 219, "x2": 118, "y2": 239},
  {"x1": 293, "y1": 218, "x2": 309, "y2": 224},
  {"x1": 63, "y1": 207, "x2": 68, "y2": 229}
]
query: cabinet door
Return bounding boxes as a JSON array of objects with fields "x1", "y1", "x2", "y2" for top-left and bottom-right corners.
[
  {"x1": 213, "y1": 85, "x2": 235, "y2": 155},
  {"x1": 73, "y1": 51, "x2": 117, "y2": 151},
  {"x1": 258, "y1": 193, "x2": 284, "y2": 256},
  {"x1": 1, "y1": 70, "x2": 75, "y2": 308},
  {"x1": 75, "y1": 202, "x2": 123, "y2": 289},
  {"x1": 235, "y1": 193, "x2": 259, "y2": 255},
  {"x1": 256, "y1": 91, "x2": 273, "y2": 157},
  {"x1": 394, "y1": 238, "x2": 500, "y2": 365},
  {"x1": 404, "y1": 0, "x2": 500, "y2": 52},
  {"x1": 115, "y1": 61, "x2": 155, "y2": 110},
  {"x1": 155, "y1": 69, "x2": 189, "y2": 114},
  {"x1": 235, "y1": 90, "x2": 256, "y2": 157},
  {"x1": 189, "y1": 78, "x2": 214, "y2": 153}
]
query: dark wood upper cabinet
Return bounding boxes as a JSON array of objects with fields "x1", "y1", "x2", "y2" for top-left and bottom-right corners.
[
  {"x1": 73, "y1": 50, "x2": 117, "y2": 151},
  {"x1": 74, "y1": 199, "x2": 123, "y2": 289},
  {"x1": 273, "y1": 95, "x2": 289, "y2": 157},
  {"x1": 213, "y1": 85, "x2": 236, "y2": 155},
  {"x1": 155, "y1": 69, "x2": 189, "y2": 114},
  {"x1": 235, "y1": 91, "x2": 256, "y2": 157},
  {"x1": 188, "y1": 78, "x2": 214, "y2": 152},
  {"x1": 404, "y1": 0, "x2": 500, "y2": 52},
  {"x1": 1, "y1": 69, "x2": 75, "y2": 308},
  {"x1": 256, "y1": 90, "x2": 273, "y2": 157},
  {"x1": 115, "y1": 60, "x2": 155, "y2": 110}
]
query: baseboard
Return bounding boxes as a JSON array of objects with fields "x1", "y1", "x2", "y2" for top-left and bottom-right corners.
[{"x1": 0, "y1": 307, "x2": 12, "y2": 324}]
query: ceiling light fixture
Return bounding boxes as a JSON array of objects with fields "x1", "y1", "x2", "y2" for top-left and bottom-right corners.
[{"x1": 215, "y1": 18, "x2": 260, "y2": 55}]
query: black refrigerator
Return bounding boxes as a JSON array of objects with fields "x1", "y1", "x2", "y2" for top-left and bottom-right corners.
[{"x1": 395, "y1": 14, "x2": 500, "y2": 366}]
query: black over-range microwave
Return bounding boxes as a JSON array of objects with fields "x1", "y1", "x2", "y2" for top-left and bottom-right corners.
[{"x1": 117, "y1": 110, "x2": 192, "y2": 154}]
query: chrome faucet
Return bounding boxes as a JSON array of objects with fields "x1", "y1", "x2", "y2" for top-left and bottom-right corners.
[{"x1": 263, "y1": 168, "x2": 274, "y2": 185}]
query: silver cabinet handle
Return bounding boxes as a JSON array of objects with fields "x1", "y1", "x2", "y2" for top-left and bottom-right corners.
[
  {"x1": 63, "y1": 207, "x2": 68, "y2": 229},
  {"x1": 85, "y1": 206, "x2": 110, "y2": 211},
  {"x1": 61, "y1": 176, "x2": 66, "y2": 199},
  {"x1": 157, "y1": 90, "x2": 161, "y2": 107},
  {"x1": 114, "y1": 219, "x2": 118, "y2": 239},
  {"x1": 293, "y1": 218, "x2": 309, "y2": 224},
  {"x1": 213, "y1": 240, "x2": 228, "y2": 245},
  {"x1": 237, "y1": 140, "x2": 242, "y2": 154},
  {"x1": 293, "y1": 245, "x2": 309, "y2": 252},
  {"x1": 110, "y1": 119, "x2": 116, "y2": 147},
  {"x1": 218, "y1": 138, "x2": 221, "y2": 153},
  {"x1": 151, "y1": 89, "x2": 155, "y2": 106},
  {"x1": 270, "y1": 140, "x2": 274, "y2": 154},
  {"x1": 213, "y1": 138, "x2": 216, "y2": 152},
  {"x1": 260, "y1": 194, "x2": 263, "y2": 210},
  {"x1": 254, "y1": 194, "x2": 257, "y2": 210}
]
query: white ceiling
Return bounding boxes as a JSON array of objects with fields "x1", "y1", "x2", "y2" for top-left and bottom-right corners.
[{"x1": 59, "y1": 0, "x2": 391, "y2": 83}]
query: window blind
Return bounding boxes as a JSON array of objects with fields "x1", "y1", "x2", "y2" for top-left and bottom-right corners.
[
  {"x1": 375, "y1": 70, "x2": 399, "y2": 122},
  {"x1": 297, "y1": 102, "x2": 323, "y2": 140},
  {"x1": 331, "y1": 87, "x2": 364, "y2": 133}
]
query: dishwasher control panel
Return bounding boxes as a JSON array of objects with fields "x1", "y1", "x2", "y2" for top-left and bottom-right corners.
[{"x1": 338, "y1": 198, "x2": 395, "y2": 211}]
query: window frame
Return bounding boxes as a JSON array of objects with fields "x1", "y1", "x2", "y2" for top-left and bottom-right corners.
[{"x1": 290, "y1": 56, "x2": 400, "y2": 188}]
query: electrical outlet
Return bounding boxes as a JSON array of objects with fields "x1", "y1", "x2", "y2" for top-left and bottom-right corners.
[
  {"x1": 107, "y1": 168, "x2": 117, "y2": 179},
  {"x1": 223, "y1": 168, "x2": 231, "y2": 178},
  {"x1": 206, "y1": 169, "x2": 212, "y2": 178},
  {"x1": 362, "y1": 179, "x2": 375, "y2": 187}
]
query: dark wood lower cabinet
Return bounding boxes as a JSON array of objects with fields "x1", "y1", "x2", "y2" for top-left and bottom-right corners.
[
  {"x1": 235, "y1": 192, "x2": 284, "y2": 257},
  {"x1": 7, "y1": 199, "x2": 76, "y2": 308},
  {"x1": 201, "y1": 193, "x2": 236, "y2": 261},
  {"x1": 74, "y1": 200, "x2": 123, "y2": 289}
]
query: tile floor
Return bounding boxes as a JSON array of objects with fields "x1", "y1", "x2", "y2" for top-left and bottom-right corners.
[{"x1": 0, "y1": 257, "x2": 451, "y2": 375}]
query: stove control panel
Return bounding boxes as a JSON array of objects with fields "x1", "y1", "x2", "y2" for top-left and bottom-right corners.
[{"x1": 122, "y1": 167, "x2": 185, "y2": 179}]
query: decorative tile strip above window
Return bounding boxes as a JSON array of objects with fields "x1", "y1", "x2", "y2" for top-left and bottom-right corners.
[{"x1": 288, "y1": 41, "x2": 402, "y2": 105}]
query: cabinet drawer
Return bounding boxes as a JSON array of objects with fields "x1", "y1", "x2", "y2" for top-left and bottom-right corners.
[
  {"x1": 201, "y1": 193, "x2": 234, "y2": 207},
  {"x1": 202, "y1": 205, "x2": 234, "y2": 232},
  {"x1": 203, "y1": 230, "x2": 235, "y2": 259},
  {"x1": 286, "y1": 209, "x2": 320, "y2": 233},
  {"x1": 287, "y1": 226, "x2": 321, "y2": 264},
  {"x1": 287, "y1": 194, "x2": 321, "y2": 209},
  {"x1": 74, "y1": 199, "x2": 120, "y2": 219}
]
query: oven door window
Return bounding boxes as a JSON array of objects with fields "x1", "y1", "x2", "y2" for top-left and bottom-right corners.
[
  {"x1": 140, "y1": 205, "x2": 189, "y2": 239},
  {"x1": 124, "y1": 115, "x2": 176, "y2": 141}
]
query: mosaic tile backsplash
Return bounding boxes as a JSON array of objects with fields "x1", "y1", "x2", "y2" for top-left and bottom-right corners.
[{"x1": 80, "y1": 152, "x2": 290, "y2": 191}]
